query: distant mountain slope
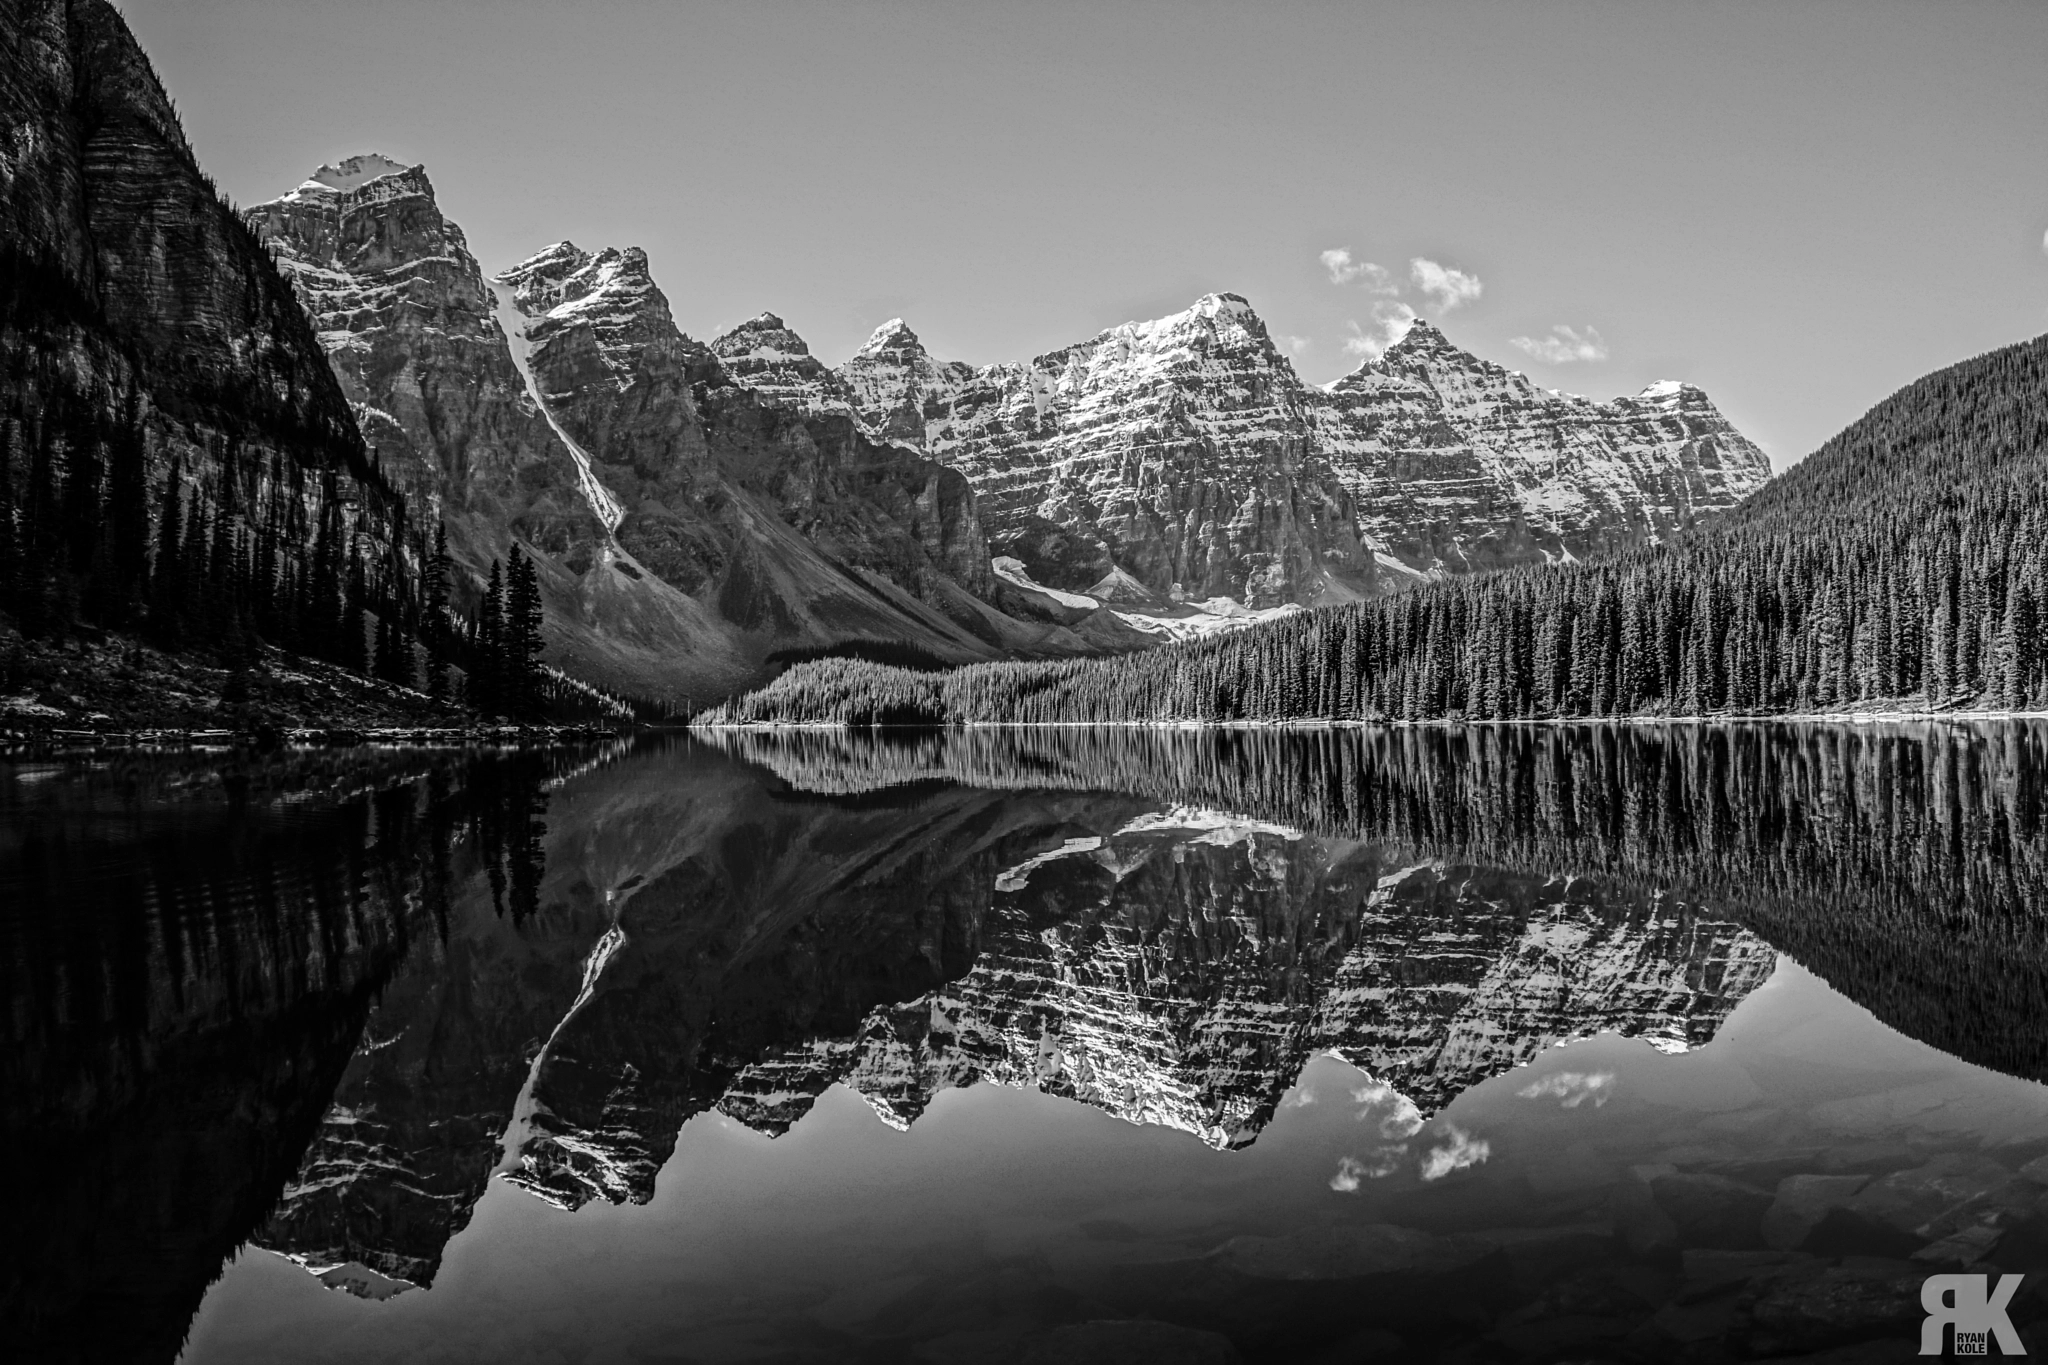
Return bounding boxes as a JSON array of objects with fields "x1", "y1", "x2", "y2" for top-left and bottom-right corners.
[
  {"x1": 1699, "y1": 332, "x2": 2048, "y2": 538},
  {"x1": 1319, "y1": 320, "x2": 1772, "y2": 573},
  {"x1": 721, "y1": 300, "x2": 1771, "y2": 599}
]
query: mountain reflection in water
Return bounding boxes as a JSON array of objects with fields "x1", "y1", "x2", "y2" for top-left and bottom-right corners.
[{"x1": 3, "y1": 722, "x2": 2046, "y2": 1363}]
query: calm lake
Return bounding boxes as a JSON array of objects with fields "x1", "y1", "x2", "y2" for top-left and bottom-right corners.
[{"x1": 6, "y1": 723, "x2": 2048, "y2": 1363}]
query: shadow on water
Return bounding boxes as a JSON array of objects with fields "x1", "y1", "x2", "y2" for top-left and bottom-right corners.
[
  {"x1": 0, "y1": 746, "x2": 587, "y2": 1364},
  {"x1": 4, "y1": 720, "x2": 2047, "y2": 1362}
]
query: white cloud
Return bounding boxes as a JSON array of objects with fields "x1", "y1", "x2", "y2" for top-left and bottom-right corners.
[
  {"x1": 1320, "y1": 247, "x2": 1397, "y2": 292},
  {"x1": 1509, "y1": 324, "x2": 1609, "y2": 365},
  {"x1": 2040, "y1": 227, "x2": 2048, "y2": 256},
  {"x1": 1276, "y1": 333, "x2": 1313, "y2": 357},
  {"x1": 1419, "y1": 1124, "x2": 1491, "y2": 1181},
  {"x1": 1329, "y1": 1148, "x2": 1406, "y2": 1191},
  {"x1": 1410, "y1": 257, "x2": 1483, "y2": 313},
  {"x1": 1350, "y1": 1079, "x2": 1425, "y2": 1138},
  {"x1": 1516, "y1": 1070, "x2": 1616, "y2": 1108},
  {"x1": 1342, "y1": 301, "x2": 1419, "y2": 361}
]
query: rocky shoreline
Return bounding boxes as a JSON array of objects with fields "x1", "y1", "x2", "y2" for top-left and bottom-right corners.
[
  {"x1": 4, "y1": 722, "x2": 625, "y2": 756},
  {"x1": 0, "y1": 625, "x2": 626, "y2": 753}
]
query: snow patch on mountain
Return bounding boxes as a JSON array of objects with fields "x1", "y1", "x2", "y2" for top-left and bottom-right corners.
[
  {"x1": 991, "y1": 556, "x2": 1098, "y2": 609},
  {"x1": 1113, "y1": 599, "x2": 1304, "y2": 642},
  {"x1": 291, "y1": 153, "x2": 417, "y2": 197},
  {"x1": 708, "y1": 312, "x2": 859, "y2": 417},
  {"x1": 488, "y1": 278, "x2": 626, "y2": 532},
  {"x1": 1113, "y1": 806, "x2": 1304, "y2": 845},
  {"x1": 995, "y1": 837, "x2": 1107, "y2": 892}
]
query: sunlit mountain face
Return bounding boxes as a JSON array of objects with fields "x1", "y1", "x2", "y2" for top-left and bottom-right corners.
[{"x1": 7, "y1": 723, "x2": 2048, "y2": 1362}]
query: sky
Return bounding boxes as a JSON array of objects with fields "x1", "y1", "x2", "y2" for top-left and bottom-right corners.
[{"x1": 123, "y1": 0, "x2": 2048, "y2": 469}]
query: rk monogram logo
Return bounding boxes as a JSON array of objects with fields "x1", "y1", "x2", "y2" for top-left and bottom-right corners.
[{"x1": 1922, "y1": 1274, "x2": 2026, "y2": 1356}]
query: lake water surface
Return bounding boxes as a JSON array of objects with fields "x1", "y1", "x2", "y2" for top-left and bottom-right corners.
[{"x1": 7, "y1": 723, "x2": 2048, "y2": 1363}]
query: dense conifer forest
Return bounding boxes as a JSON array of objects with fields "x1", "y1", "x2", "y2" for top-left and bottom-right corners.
[
  {"x1": 708, "y1": 333, "x2": 2048, "y2": 726},
  {"x1": 0, "y1": 229, "x2": 577, "y2": 725}
]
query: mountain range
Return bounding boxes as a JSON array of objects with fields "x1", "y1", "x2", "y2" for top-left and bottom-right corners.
[
  {"x1": 746, "y1": 300, "x2": 1770, "y2": 596},
  {"x1": 241, "y1": 150, "x2": 1770, "y2": 699}
]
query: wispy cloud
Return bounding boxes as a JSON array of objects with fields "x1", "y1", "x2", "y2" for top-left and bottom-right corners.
[
  {"x1": 1329, "y1": 1148, "x2": 1407, "y2": 1191},
  {"x1": 1410, "y1": 257, "x2": 1483, "y2": 313},
  {"x1": 1509, "y1": 324, "x2": 1609, "y2": 365},
  {"x1": 2040, "y1": 227, "x2": 2048, "y2": 257},
  {"x1": 1320, "y1": 247, "x2": 1396, "y2": 292},
  {"x1": 1350, "y1": 1079, "x2": 1425, "y2": 1138},
  {"x1": 1275, "y1": 333, "x2": 1313, "y2": 357},
  {"x1": 1342, "y1": 301, "x2": 1419, "y2": 361},
  {"x1": 1516, "y1": 1070, "x2": 1617, "y2": 1108},
  {"x1": 1419, "y1": 1124, "x2": 1491, "y2": 1181}
]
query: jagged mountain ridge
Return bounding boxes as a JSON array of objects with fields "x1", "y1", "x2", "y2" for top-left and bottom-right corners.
[
  {"x1": 1320, "y1": 319, "x2": 1774, "y2": 573},
  {"x1": 709, "y1": 301, "x2": 1771, "y2": 600},
  {"x1": 247, "y1": 159, "x2": 1139, "y2": 701},
  {"x1": 726, "y1": 299, "x2": 1381, "y2": 608}
]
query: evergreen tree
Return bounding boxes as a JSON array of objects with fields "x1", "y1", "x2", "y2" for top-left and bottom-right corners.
[
  {"x1": 148, "y1": 454, "x2": 184, "y2": 646},
  {"x1": 421, "y1": 519, "x2": 450, "y2": 700},
  {"x1": 504, "y1": 545, "x2": 544, "y2": 720},
  {"x1": 339, "y1": 538, "x2": 368, "y2": 672},
  {"x1": 471, "y1": 558, "x2": 505, "y2": 716}
]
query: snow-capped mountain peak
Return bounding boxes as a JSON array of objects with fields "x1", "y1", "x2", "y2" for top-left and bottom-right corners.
[
  {"x1": 290, "y1": 152, "x2": 419, "y2": 198},
  {"x1": 858, "y1": 317, "x2": 924, "y2": 357},
  {"x1": 494, "y1": 244, "x2": 662, "y2": 338},
  {"x1": 708, "y1": 313, "x2": 856, "y2": 416}
]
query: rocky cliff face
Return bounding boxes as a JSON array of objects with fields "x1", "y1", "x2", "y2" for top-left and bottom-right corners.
[
  {"x1": 1316, "y1": 319, "x2": 1773, "y2": 573},
  {"x1": 830, "y1": 297, "x2": 1379, "y2": 608},
  {"x1": 0, "y1": 0, "x2": 409, "y2": 638},
  {"x1": 244, "y1": 158, "x2": 604, "y2": 567},
  {"x1": 714, "y1": 300, "x2": 1771, "y2": 601},
  {"x1": 836, "y1": 318, "x2": 979, "y2": 448},
  {"x1": 496, "y1": 241, "x2": 1134, "y2": 656},
  {"x1": 247, "y1": 162, "x2": 1132, "y2": 701},
  {"x1": 708, "y1": 312, "x2": 861, "y2": 418}
]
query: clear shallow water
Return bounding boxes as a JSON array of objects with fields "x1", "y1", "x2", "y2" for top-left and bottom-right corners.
[{"x1": 7, "y1": 724, "x2": 2048, "y2": 1363}]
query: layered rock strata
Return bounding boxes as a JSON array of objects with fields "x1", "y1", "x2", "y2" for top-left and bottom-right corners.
[
  {"x1": 707, "y1": 312, "x2": 861, "y2": 418},
  {"x1": 714, "y1": 300, "x2": 1770, "y2": 599},
  {"x1": 247, "y1": 161, "x2": 1135, "y2": 700},
  {"x1": 1, "y1": 0, "x2": 410, "y2": 638},
  {"x1": 1316, "y1": 320, "x2": 1774, "y2": 572},
  {"x1": 840, "y1": 298, "x2": 1378, "y2": 607}
]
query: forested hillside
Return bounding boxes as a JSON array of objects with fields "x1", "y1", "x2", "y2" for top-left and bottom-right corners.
[
  {"x1": 707, "y1": 332, "x2": 2048, "y2": 726},
  {"x1": 0, "y1": 0, "x2": 613, "y2": 729}
]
